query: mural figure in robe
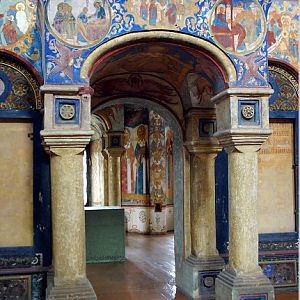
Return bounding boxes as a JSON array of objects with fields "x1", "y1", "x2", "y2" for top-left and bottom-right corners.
[
  {"x1": 53, "y1": 3, "x2": 64, "y2": 34},
  {"x1": 49, "y1": 0, "x2": 110, "y2": 47},
  {"x1": 165, "y1": 1, "x2": 177, "y2": 25},
  {"x1": 2, "y1": 16, "x2": 18, "y2": 44},
  {"x1": 121, "y1": 128, "x2": 135, "y2": 194},
  {"x1": 149, "y1": 0, "x2": 157, "y2": 26},
  {"x1": 211, "y1": 3, "x2": 246, "y2": 52},
  {"x1": 134, "y1": 125, "x2": 148, "y2": 195},
  {"x1": 15, "y1": 2, "x2": 28, "y2": 34},
  {"x1": 165, "y1": 129, "x2": 173, "y2": 201},
  {"x1": 140, "y1": 0, "x2": 148, "y2": 21}
]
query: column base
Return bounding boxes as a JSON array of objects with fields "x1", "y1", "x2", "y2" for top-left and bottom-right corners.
[
  {"x1": 215, "y1": 268, "x2": 274, "y2": 300},
  {"x1": 46, "y1": 275, "x2": 97, "y2": 300},
  {"x1": 186, "y1": 255, "x2": 225, "y2": 299}
]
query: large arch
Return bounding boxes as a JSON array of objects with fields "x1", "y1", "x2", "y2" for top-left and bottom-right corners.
[
  {"x1": 81, "y1": 31, "x2": 237, "y2": 84},
  {"x1": 85, "y1": 32, "x2": 236, "y2": 298}
]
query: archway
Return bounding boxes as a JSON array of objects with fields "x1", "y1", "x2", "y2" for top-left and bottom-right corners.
[
  {"x1": 86, "y1": 34, "x2": 233, "y2": 298},
  {"x1": 41, "y1": 31, "x2": 275, "y2": 300}
]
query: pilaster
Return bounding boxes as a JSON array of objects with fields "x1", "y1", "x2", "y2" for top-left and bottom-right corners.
[
  {"x1": 105, "y1": 131, "x2": 125, "y2": 206},
  {"x1": 184, "y1": 109, "x2": 224, "y2": 299}
]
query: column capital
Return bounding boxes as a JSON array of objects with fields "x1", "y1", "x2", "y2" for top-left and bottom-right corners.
[
  {"x1": 211, "y1": 87, "x2": 273, "y2": 151},
  {"x1": 40, "y1": 84, "x2": 94, "y2": 96},
  {"x1": 41, "y1": 129, "x2": 93, "y2": 153},
  {"x1": 105, "y1": 146, "x2": 124, "y2": 157},
  {"x1": 215, "y1": 129, "x2": 272, "y2": 153},
  {"x1": 211, "y1": 87, "x2": 274, "y2": 104},
  {"x1": 184, "y1": 141, "x2": 221, "y2": 155}
]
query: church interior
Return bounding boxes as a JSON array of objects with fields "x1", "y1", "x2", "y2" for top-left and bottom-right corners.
[{"x1": 0, "y1": 0, "x2": 298, "y2": 299}]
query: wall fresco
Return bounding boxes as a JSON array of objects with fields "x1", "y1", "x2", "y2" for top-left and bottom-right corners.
[
  {"x1": 0, "y1": 59, "x2": 40, "y2": 109},
  {"x1": 42, "y1": 0, "x2": 298, "y2": 89},
  {"x1": 267, "y1": 0, "x2": 298, "y2": 66},
  {"x1": 258, "y1": 121, "x2": 295, "y2": 233},
  {"x1": 46, "y1": 0, "x2": 111, "y2": 48},
  {"x1": 121, "y1": 104, "x2": 149, "y2": 203},
  {"x1": 269, "y1": 65, "x2": 298, "y2": 111},
  {"x1": 0, "y1": 0, "x2": 42, "y2": 75},
  {"x1": 149, "y1": 111, "x2": 166, "y2": 206},
  {"x1": 124, "y1": 0, "x2": 198, "y2": 29},
  {"x1": 210, "y1": 0, "x2": 266, "y2": 55}
]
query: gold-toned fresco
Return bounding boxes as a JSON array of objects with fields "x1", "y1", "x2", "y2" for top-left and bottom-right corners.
[
  {"x1": 0, "y1": 58, "x2": 41, "y2": 109},
  {"x1": 267, "y1": 1, "x2": 298, "y2": 66},
  {"x1": 46, "y1": 0, "x2": 111, "y2": 48},
  {"x1": 0, "y1": 0, "x2": 36, "y2": 50},
  {"x1": 258, "y1": 121, "x2": 295, "y2": 233},
  {"x1": 210, "y1": 0, "x2": 266, "y2": 55},
  {"x1": 124, "y1": 0, "x2": 198, "y2": 29}
]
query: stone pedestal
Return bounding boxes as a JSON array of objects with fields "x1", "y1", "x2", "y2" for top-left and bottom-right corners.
[{"x1": 106, "y1": 147, "x2": 124, "y2": 206}]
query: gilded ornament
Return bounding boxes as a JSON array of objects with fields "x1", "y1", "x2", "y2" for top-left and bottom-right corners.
[{"x1": 241, "y1": 105, "x2": 255, "y2": 119}]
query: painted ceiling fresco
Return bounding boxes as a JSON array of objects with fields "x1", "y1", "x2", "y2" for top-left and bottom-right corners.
[
  {"x1": 267, "y1": 0, "x2": 298, "y2": 67},
  {"x1": 90, "y1": 42, "x2": 226, "y2": 113},
  {"x1": 0, "y1": 0, "x2": 42, "y2": 75}
]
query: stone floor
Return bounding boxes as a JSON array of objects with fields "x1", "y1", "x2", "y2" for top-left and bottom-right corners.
[{"x1": 87, "y1": 233, "x2": 298, "y2": 300}]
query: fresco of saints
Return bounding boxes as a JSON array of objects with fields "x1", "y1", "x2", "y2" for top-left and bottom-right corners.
[
  {"x1": 134, "y1": 125, "x2": 148, "y2": 195},
  {"x1": 140, "y1": 0, "x2": 148, "y2": 21},
  {"x1": 165, "y1": 129, "x2": 173, "y2": 201},
  {"x1": 165, "y1": 1, "x2": 177, "y2": 25},
  {"x1": 149, "y1": 0, "x2": 157, "y2": 26},
  {"x1": 53, "y1": 3, "x2": 64, "y2": 34},
  {"x1": 48, "y1": 0, "x2": 110, "y2": 47},
  {"x1": 2, "y1": 16, "x2": 18, "y2": 44},
  {"x1": 121, "y1": 128, "x2": 135, "y2": 194},
  {"x1": 211, "y1": 3, "x2": 246, "y2": 52},
  {"x1": 15, "y1": 2, "x2": 28, "y2": 34}
]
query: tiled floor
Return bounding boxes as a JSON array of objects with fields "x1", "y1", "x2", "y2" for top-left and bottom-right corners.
[{"x1": 87, "y1": 233, "x2": 298, "y2": 300}]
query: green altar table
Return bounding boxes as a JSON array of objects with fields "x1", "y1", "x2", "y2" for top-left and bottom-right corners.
[{"x1": 85, "y1": 206, "x2": 125, "y2": 263}]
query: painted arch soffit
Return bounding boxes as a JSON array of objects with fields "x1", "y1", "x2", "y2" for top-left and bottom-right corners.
[{"x1": 89, "y1": 42, "x2": 226, "y2": 112}]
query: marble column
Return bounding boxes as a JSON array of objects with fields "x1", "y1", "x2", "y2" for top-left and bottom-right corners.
[
  {"x1": 211, "y1": 88, "x2": 275, "y2": 300},
  {"x1": 102, "y1": 149, "x2": 109, "y2": 206},
  {"x1": 90, "y1": 139, "x2": 102, "y2": 206},
  {"x1": 106, "y1": 147, "x2": 124, "y2": 206},
  {"x1": 41, "y1": 85, "x2": 96, "y2": 299},
  {"x1": 190, "y1": 151, "x2": 221, "y2": 260},
  {"x1": 184, "y1": 110, "x2": 224, "y2": 299},
  {"x1": 50, "y1": 147, "x2": 87, "y2": 285},
  {"x1": 215, "y1": 145, "x2": 275, "y2": 299}
]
